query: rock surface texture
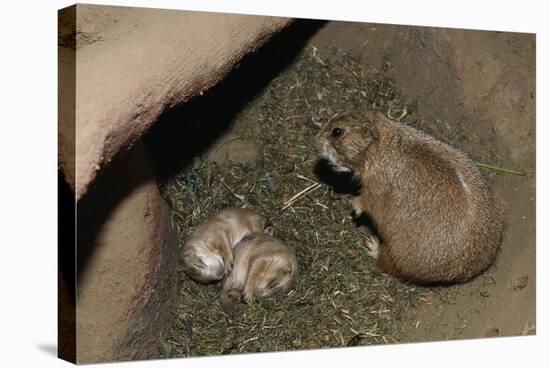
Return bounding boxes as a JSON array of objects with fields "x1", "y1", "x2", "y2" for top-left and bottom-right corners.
[{"x1": 59, "y1": 5, "x2": 291, "y2": 200}]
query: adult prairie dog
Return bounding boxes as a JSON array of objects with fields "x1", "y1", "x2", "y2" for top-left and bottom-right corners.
[
  {"x1": 182, "y1": 208, "x2": 271, "y2": 284},
  {"x1": 221, "y1": 233, "x2": 298, "y2": 303},
  {"x1": 316, "y1": 112, "x2": 503, "y2": 284}
]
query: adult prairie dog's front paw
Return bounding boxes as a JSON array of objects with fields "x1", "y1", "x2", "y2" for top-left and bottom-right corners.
[
  {"x1": 351, "y1": 196, "x2": 364, "y2": 216},
  {"x1": 365, "y1": 234, "x2": 380, "y2": 259}
]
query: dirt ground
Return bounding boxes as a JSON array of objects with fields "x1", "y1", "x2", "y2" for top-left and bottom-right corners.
[{"x1": 310, "y1": 21, "x2": 536, "y2": 342}]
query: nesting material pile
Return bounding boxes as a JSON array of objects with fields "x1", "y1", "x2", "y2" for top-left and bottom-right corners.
[{"x1": 159, "y1": 46, "x2": 446, "y2": 357}]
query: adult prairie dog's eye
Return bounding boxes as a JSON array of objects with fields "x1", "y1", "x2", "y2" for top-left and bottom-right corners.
[{"x1": 331, "y1": 127, "x2": 344, "y2": 138}]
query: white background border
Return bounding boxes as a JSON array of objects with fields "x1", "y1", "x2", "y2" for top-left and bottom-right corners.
[{"x1": 0, "y1": 1, "x2": 545, "y2": 367}]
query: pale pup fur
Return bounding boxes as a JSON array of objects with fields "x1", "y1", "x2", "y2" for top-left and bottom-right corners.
[
  {"x1": 316, "y1": 112, "x2": 503, "y2": 284},
  {"x1": 182, "y1": 208, "x2": 269, "y2": 284},
  {"x1": 221, "y1": 233, "x2": 298, "y2": 303}
]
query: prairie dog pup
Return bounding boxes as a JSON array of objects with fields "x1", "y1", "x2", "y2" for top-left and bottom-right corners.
[
  {"x1": 221, "y1": 233, "x2": 298, "y2": 303},
  {"x1": 316, "y1": 112, "x2": 503, "y2": 284},
  {"x1": 182, "y1": 208, "x2": 270, "y2": 284}
]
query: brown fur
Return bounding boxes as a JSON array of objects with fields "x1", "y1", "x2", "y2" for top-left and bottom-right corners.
[
  {"x1": 221, "y1": 233, "x2": 298, "y2": 303},
  {"x1": 182, "y1": 208, "x2": 270, "y2": 284},
  {"x1": 316, "y1": 112, "x2": 503, "y2": 284}
]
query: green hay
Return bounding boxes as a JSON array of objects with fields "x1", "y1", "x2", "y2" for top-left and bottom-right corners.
[
  {"x1": 476, "y1": 162, "x2": 526, "y2": 176},
  {"x1": 158, "y1": 46, "x2": 447, "y2": 358}
]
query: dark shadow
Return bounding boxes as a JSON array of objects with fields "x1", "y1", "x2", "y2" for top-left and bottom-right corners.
[
  {"x1": 145, "y1": 19, "x2": 327, "y2": 183},
  {"x1": 313, "y1": 159, "x2": 362, "y2": 195},
  {"x1": 58, "y1": 170, "x2": 76, "y2": 363},
  {"x1": 352, "y1": 212, "x2": 379, "y2": 235},
  {"x1": 37, "y1": 344, "x2": 58, "y2": 357},
  {"x1": 76, "y1": 143, "x2": 152, "y2": 281},
  {"x1": 58, "y1": 6, "x2": 77, "y2": 362},
  {"x1": 58, "y1": 171, "x2": 76, "y2": 299}
]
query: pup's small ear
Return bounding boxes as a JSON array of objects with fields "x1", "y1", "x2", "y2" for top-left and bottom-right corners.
[
  {"x1": 181, "y1": 250, "x2": 194, "y2": 263},
  {"x1": 264, "y1": 225, "x2": 275, "y2": 236}
]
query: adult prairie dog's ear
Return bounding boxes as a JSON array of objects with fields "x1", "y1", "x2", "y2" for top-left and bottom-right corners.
[
  {"x1": 360, "y1": 116, "x2": 380, "y2": 142},
  {"x1": 347, "y1": 123, "x2": 380, "y2": 169},
  {"x1": 347, "y1": 122, "x2": 378, "y2": 151},
  {"x1": 329, "y1": 112, "x2": 358, "y2": 124}
]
